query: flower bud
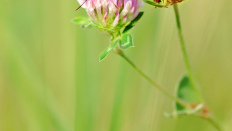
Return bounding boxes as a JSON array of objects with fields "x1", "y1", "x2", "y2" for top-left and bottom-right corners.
[
  {"x1": 77, "y1": 0, "x2": 143, "y2": 33},
  {"x1": 167, "y1": 0, "x2": 183, "y2": 5},
  {"x1": 153, "y1": 0, "x2": 183, "y2": 5}
]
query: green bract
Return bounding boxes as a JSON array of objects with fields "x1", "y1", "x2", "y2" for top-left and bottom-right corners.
[
  {"x1": 71, "y1": 17, "x2": 95, "y2": 28},
  {"x1": 73, "y1": 10, "x2": 144, "y2": 61},
  {"x1": 74, "y1": 0, "x2": 145, "y2": 61},
  {"x1": 99, "y1": 38, "x2": 120, "y2": 61},
  {"x1": 76, "y1": 0, "x2": 143, "y2": 34},
  {"x1": 144, "y1": 0, "x2": 169, "y2": 7},
  {"x1": 119, "y1": 34, "x2": 133, "y2": 49},
  {"x1": 99, "y1": 33, "x2": 133, "y2": 61}
]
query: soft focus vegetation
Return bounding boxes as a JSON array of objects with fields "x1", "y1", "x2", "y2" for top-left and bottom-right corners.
[{"x1": 0, "y1": 0, "x2": 232, "y2": 131}]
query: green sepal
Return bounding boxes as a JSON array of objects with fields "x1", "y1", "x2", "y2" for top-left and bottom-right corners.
[
  {"x1": 71, "y1": 17, "x2": 95, "y2": 28},
  {"x1": 123, "y1": 12, "x2": 144, "y2": 33},
  {"x1": 175, "y1": 76, "x2": 201, "y2": 111},
  {"x1": 99, "y1": 38, "x2": 119, "y2": 61},
  {"x1": 119, "y1": 34, "x2": 133, "y2": 49},
  {"x1": 164, "y1": 104, "x2": 204, "y2": 118},
  {"x1": 143, "y1": 0, "x2": 168, "y2": 7}
]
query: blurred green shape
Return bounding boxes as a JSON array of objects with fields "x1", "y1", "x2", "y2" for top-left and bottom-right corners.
[
  {"x1": 119, "y1": 34, "x2": 133, "y2": 49},
  {"x1": 175, "y1": 75, "x2": 202, "y2": 111}
]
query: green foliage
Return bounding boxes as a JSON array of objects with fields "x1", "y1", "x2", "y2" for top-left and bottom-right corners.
[
  {"x1": 164, "y1": 75, "x2": 203, "y2": 118},
  {"x1": 165, "y1": 76, "x2": 203, "y2": 118},
  {"x1": 73, "y1": 14, "x2": 141, "y2": 62},
  {"x1": 123, "y1": 12, "x2": 144, "y2": 33},
  {"x1": 119, "y1": 34, "x2": 133, "y2": 49},
  {"x1": 99, "y1": 38, "x2": 119, "y2": 61},
  {"x1": 99, "y1": 33, "x2": 134, "y2": 61},
  {"x1": 72, "y1": 17, "x2": 95, "y2": 28},
  {"x1": 176, "y1": 76, "x2": 201, "y2": 111}
]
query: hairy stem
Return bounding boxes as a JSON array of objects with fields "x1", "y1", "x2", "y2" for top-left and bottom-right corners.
[{"x1": 115, "y1": 48, "x2": 186, "y2": 107}]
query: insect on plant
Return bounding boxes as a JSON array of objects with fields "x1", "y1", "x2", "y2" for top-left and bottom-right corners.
[
  {"x1": 75, "y1": 0, "x2": 121, "y2": 11},
  {"x1": 75, "y1": 0, "x2": 88, "y2": 11}
]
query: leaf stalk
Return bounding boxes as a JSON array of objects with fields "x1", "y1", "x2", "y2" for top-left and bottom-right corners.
[
  {"x1": 114, "y1": 47, "x2": 187, "y2": 107},
  {"x1": 173, "y1": 4, "x2": 223, "y2": 131}
]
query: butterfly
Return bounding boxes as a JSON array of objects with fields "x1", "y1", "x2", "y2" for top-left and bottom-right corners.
[{"x1": 75, "y1": 0, "x2": 120, "y2": 11}]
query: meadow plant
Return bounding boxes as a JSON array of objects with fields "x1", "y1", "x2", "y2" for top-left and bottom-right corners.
[
  {"x1": 74, "y1": 0, "x2": 187, "y2": 105},
  {"x1": 75, "y1": 0, "x2": 143, "y2": 34},
  {"x1": 73, "y1": 0, "x2": 223, "y2": 130},
  {"x1": 145, "y1": 0, "x2": 223, "y2": 130}
]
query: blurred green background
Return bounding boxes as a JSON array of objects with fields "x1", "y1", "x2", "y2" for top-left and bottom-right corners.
[{"x1": 0, "y1": 0, "x2": 232, "y2": 131}]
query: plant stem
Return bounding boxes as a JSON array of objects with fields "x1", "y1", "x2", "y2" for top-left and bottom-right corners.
[
  {"x1": 173, "y1": 4, "x2": 223, "y2": 131},
  {"x1": 206, "y1": 117, "x2": 223, "y2": 131},
  {"x1": 173, "y1": 4, "x2": 198, "y2": 92},
  {"x1": 115, "y1": 48, "x2": 186, "y2": 107},
  {"x1": 197, "y1": 115, "x2": 223, "y2": 131}
]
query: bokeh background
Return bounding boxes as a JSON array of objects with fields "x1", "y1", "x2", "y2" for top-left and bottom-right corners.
[{"x1": 0, "y1": 0, "x2": 232, "y2": 131}]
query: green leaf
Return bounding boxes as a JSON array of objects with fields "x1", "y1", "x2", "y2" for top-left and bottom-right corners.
[
  {"x1": 164, "y1": 76, "x2": 203, "y2": 118},
  {"x1": 71, "y1": 17, "x2": 94, "y2": 28},
  {"x1": 119, "y1": 34, "x2": 133, "y2": 49},
  {"x1": 176, "y1": 76, "x2": 201, "y2": 111},
  {"x1": 123, "y1": 12, "x2": 144, "y2": 33},
  {"x1": 99, "y1": 38, "x2": 119, "y2": 61},
  {"x1": 72, "y1": 17, "x2": 89, "y2": 25}
]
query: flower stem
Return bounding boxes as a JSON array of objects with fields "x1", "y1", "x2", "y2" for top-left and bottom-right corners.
[
  {"x1": 173, "y1": 4, "x2": 223, "y2": 131},
  {"x1": 197, "y1": 115, "x2": 223, "y2": 131},
  {"x1": 173, "y1": 4, "x2": 198, "y2": 92},
  {"x1": 115, "y1": 48, "x2": 187, "y2": 107},
  {"x1": 206, "y1": 117, "x2": 223, "y2": 131}
]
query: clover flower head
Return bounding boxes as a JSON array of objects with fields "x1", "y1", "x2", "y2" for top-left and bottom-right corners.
[{"x1": 77, "y1": 0, "x2": 143, "y2": 33}]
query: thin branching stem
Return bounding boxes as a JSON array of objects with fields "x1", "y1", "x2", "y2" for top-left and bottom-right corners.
[
  {"x1": 173, "y1": 4, "x2": 223, "y2": 131},
  {"x1": 173, "y1": 4, "x2": 199, "y2": 93},
  {"x1": 206, "y1": 117, "x2": 223, "y2": 131},
  {"x1": 115, "y1": 48, "x2": 187, "y2": 107},
  {"x1": 196, "y1": 115, "x2": 223, "y2": 131}
]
